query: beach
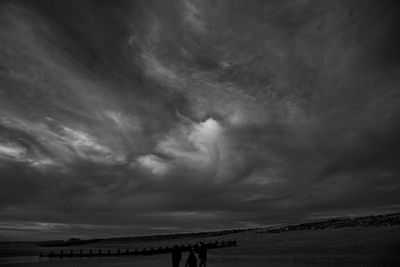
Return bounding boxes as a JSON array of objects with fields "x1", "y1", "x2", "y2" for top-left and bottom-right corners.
[{"x1": 2, "y1": 224, "x2": 399, "y2": 266}]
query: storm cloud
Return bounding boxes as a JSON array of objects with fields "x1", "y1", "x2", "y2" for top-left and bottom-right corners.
[{"x1": 0, "y1": 0, "x2": 400, "y2": 241}]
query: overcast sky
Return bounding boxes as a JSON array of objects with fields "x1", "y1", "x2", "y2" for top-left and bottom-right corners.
[{"x1": 0, "y1": 0, "x2": 399, "y2": 241}]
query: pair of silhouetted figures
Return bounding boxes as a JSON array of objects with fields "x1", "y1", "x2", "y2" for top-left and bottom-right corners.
[{"x1": 172, "y1": 244, "x2": 207, "y2": 267}]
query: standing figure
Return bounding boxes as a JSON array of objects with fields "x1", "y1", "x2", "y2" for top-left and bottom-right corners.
[
  {"x1": 198, "y1": 243, "x2": 207, "y2": 267},
  {"x1": 172, "y1": 245, "x2": 182, "y2": 267},
  {"x1": 184, "y1": 247, "x2": 197, "y2": 267}
]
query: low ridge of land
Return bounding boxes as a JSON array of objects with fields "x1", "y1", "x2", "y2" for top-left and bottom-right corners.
[
  {"x1": 261, "y1": 212, "x2": 400, "y2": 233},
  {"x1": 32, "y1": 212, "x2": 400, "y2": 247}
]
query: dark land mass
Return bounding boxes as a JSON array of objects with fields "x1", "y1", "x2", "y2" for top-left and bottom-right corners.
[
  {"x1": 261, "y1": 212, "x2": 400, "y2": 233},
  {"x1": 36, "y1": 228, "x2": 247, "y2": 247},
  {"x1": 23, "y1": 212, "x2": 399, "y2": 247}
]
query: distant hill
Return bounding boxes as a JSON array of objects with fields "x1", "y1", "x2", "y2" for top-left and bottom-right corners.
[
  {"x1": 37, "y1": 228, "x2": 249, "y2": 247},
  {"x1": 260, "y1": 212, "x2": 400, "y2": 234},
  {"x1": 36, "y1": 212, "x2": 400, "y2": 247}
]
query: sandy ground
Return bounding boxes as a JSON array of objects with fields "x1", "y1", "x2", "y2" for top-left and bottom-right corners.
[{"x1": 1, "y1": 226, "x2": 400, "y2": 266}]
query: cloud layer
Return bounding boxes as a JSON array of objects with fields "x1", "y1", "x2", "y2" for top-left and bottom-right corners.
[{"x1": 0, "y1": 0, "x2": 400, "y2": 241}]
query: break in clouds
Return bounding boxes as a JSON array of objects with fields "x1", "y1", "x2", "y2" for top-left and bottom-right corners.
[{"x1": 0, "y1": 0, "x2": 400, "y2": 241}]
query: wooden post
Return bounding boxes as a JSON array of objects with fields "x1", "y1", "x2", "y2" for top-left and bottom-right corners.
[
  {"x1": 70, "y1": 249, "x2": 73, "y2": 258},
  {"x1": 108, "y1": 249, "x2": 110, "y2": 257},
  {"x1": 80, "y1": 249, "x2": 83, "y2": 258},
  {"x1": 89, "y1": 249, "x2": 92, "y2": 258},
  {"x1": 60, "y1": 250, "x2": 63, "y2": 259}
]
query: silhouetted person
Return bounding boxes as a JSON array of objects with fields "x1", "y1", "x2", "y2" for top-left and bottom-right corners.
[
  {"x1": 198, "y1": 243, "x2": 207, "y2": 267},
  {"x1": 172, "y1": 245, "x2": 182, "y2": 267},
  {"x1": 184, "y1": 248, "x2": 197, "y2": 267}
]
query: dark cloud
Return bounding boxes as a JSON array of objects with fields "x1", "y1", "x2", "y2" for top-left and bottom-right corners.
[{"x1": 0, "y1": 0, "x2": 400, "y2": 241}]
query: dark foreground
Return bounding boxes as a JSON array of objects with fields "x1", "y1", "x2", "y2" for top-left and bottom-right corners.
[{"x1": 1, "y1": 215, "x2": 400, "y2": 266}]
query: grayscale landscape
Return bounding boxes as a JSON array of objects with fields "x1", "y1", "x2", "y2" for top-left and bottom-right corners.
[{"x1": 1, "y1": 0, "x2": 399, "y2": 266}]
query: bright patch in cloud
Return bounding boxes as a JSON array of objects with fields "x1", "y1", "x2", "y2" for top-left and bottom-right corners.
[
  {"x1": 156, "y1": 118, "x2": 223, "y2": 169},
  {"x1": 137, "y1": 154, "x2": 170, "y2": 175},
  {"x1": 59, "y1": 126, "x2": 124, "y2": 164},
  {"x1": 0, "y1": 142, "x2": 26, "y2": 159}
]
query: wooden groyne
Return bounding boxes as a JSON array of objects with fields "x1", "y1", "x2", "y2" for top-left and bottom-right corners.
[{"x1": 40, "y1": 239, "x2": 237, "y2": 259}]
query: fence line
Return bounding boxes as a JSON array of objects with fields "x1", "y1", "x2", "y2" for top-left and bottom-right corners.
[{"x1": 40, "y1": 239, "x2": 237, "y2": 258}]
